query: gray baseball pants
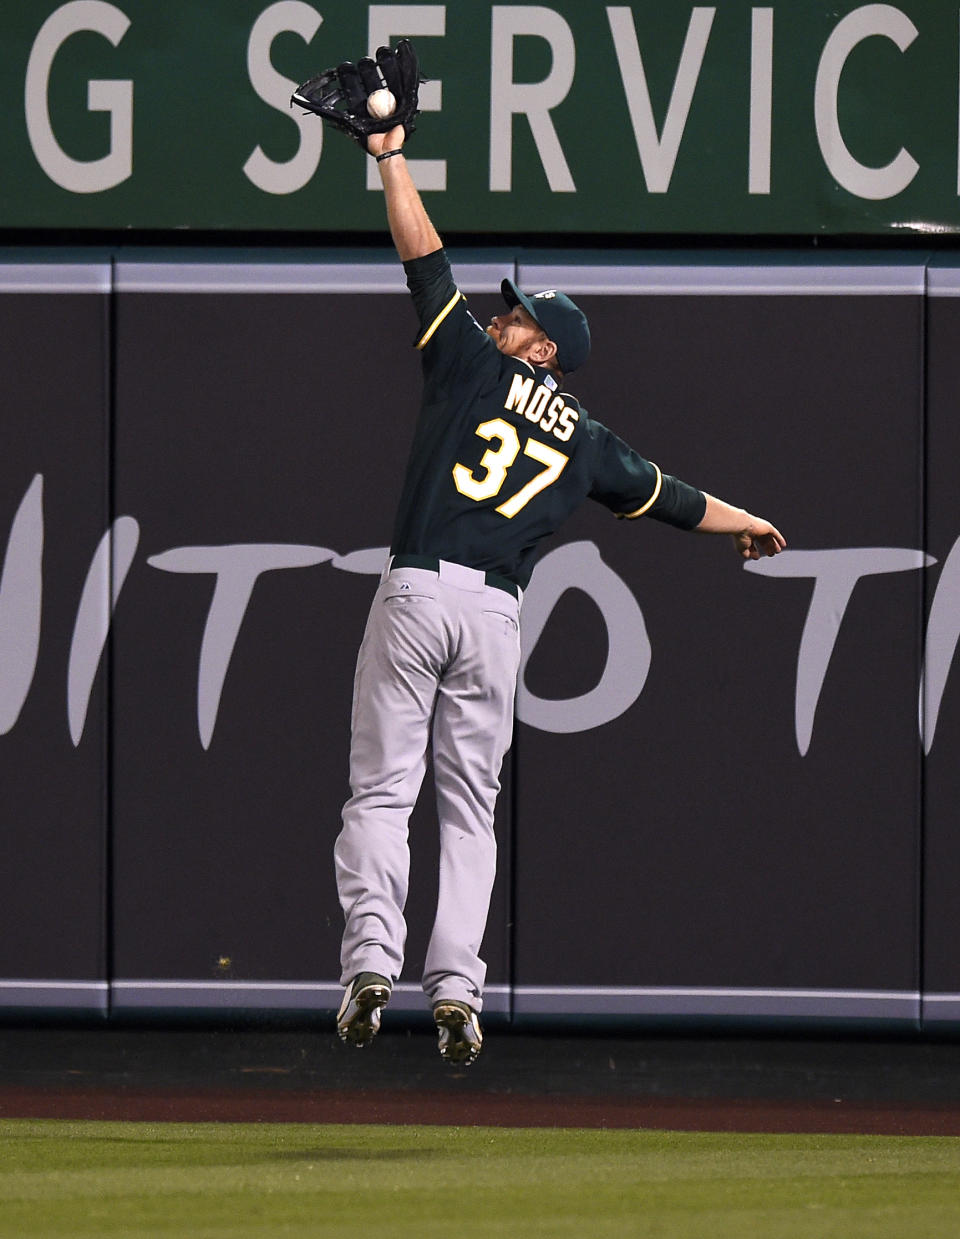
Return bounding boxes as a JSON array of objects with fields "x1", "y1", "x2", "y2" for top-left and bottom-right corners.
[{"x1": 334, "y1": 558, "x2": 522, "y2": 1011}]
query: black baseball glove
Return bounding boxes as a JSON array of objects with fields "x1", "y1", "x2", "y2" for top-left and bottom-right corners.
[{"x1": 290, "y1": 39, "x2": 421, "y2": 151}]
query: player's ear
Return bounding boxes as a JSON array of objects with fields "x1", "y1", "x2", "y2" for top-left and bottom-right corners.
[{"x1": 529, "y1": 336, "x2": 558, "y2": 367}]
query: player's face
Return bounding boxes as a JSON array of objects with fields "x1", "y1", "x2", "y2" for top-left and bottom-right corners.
[{"x1": 487, "y1": 306, "x2": 548, "y2": 360}]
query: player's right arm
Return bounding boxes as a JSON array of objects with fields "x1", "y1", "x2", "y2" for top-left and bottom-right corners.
[
  {"x1": 695, "y1": 493, "x2": 786, "y2": 560},
  {"x1": 369, "y1": 126, "x2": 441, "y2": 261},
  {"x1": 587, "y1": 420, "x2": 785, "y2": 558}
]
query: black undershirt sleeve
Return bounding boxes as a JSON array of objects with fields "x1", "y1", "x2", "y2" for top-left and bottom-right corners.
[
  {"x1": 588, "y1": 420, "x2": 706, "y2": 531},
  {"x1": 646, "y1": 474, "x2": 707, "y2": 530}
]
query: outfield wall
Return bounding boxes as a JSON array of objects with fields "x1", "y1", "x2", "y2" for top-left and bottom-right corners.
[{"x1": 1, "y1": 249, "x2": 959, "y2": 1031}]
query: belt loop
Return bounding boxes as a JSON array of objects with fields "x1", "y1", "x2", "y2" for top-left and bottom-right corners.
[{"x1": 381, "y1": 553, "x2": 395, "y2": 583}]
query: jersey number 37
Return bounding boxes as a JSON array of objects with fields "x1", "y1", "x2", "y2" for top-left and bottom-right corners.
[{"x1": 453, "y1": 418, "x2": 568, "y2": 519}]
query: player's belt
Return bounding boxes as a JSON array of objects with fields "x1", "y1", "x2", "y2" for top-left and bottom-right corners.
[{"x1": 389, "y1": 553, "x2": 520, "y2": 600}]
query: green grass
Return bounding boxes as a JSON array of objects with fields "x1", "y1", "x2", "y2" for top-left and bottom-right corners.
[{"x1": 1, "y1": 1120, "x2": 959, "y2": 1238}]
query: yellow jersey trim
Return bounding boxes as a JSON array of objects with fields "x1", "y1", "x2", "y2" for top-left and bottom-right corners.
[
  {"x1": 619, "y1": 463, "x2": 663, "y2": 519},
  {"x1": 417, "y1": 291, "x2": 463, "y2": 350}
]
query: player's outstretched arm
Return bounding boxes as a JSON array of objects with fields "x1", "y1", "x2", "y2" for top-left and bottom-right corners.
[
  {"x1": 696, "y1": 493, "x2": 786, "y2": 560},
  {"x1": 369, "y1": 126, "x2": 442, "y2": 262}
]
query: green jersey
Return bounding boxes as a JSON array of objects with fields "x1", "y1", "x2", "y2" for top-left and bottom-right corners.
[{"x1": 390, "y1": 249, "x2": 705, "y2": 589}]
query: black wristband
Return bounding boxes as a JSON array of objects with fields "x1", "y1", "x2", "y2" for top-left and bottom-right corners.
[{"x1": 375, "y1": 149, "x2": 403, "y2": 163}]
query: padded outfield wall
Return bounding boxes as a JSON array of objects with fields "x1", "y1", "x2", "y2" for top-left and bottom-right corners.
[
  {"x1": 3, "y1": 0, "x2": 960, "y2": 1031},
  {"x1": 1, "y1": 251, "x2": 959, "y2": 1031}
]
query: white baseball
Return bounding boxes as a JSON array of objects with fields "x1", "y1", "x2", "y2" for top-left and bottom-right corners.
[{"x1": 367, "y1": 88, "x2": 397, "y2": 120}]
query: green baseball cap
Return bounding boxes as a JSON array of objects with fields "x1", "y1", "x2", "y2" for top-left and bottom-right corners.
[{"x1": 501, "y1": 279, "x2": 591, "y2": 374}]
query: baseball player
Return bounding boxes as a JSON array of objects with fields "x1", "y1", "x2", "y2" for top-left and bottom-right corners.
[{"x1": 293, "y1": 44, "x2": 785, "y2": 1066}]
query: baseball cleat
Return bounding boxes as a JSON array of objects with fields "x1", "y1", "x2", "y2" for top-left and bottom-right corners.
[
  {"x1": 433, "y1": 1000, "x2": 483, "y2": 1066},
  {"x1": 337, "y1": 972, "x2": 392, "y2": 1047}
]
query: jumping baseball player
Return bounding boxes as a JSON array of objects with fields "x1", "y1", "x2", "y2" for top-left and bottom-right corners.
[{"x1": 293, "y1": 44, "x2": 785, "y2": 1066}]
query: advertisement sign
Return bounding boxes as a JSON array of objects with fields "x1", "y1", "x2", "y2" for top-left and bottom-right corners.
[{"x1": 1, "y1": 1, "x2": 958, "y2": 234}]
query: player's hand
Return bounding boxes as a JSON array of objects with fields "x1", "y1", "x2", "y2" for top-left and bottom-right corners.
[
  {"x1": 367, "y1": 125, "x2": 406, "y2": 157},
  {"x1": 290, "y1": 40, "x2": 421, "y2": 152},
  {"x1": 733, "y1": 518, "x2": 786, "y2": 560}
]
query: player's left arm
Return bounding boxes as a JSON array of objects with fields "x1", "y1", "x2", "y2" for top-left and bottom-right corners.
[
  {"x1": 292, "y1": 42, "x2": 439, "y2": 263},
  {"x1": 695, "y1": 493, "x2": 786, "y2": 560},
  {"x1": 370, "y1": 127, "x2": 442, "y2": 262}
]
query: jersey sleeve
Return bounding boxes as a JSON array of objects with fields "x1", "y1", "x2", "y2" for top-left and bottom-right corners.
[
  {"x1": 586, "y1": 419, "x2": 706, "y2": 530},
  {"x1": 403, "y1": 249, "x2": 495, "y2": 387}
]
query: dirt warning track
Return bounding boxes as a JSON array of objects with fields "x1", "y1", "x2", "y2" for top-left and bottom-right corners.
[
  {"x1": 1, "y1": 1026, "x2": 959, "y2": 1135},
  {"x1": 2, "y1": 1083, "x2": 960, "y2": 1135}
]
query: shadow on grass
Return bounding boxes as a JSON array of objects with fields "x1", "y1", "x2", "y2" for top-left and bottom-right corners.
[
  {"x1": 6, "y1": 1132, "x2": 447, "y2": 1163},
  {"x1": 269, "y1": 1147, "x2": 445, "y2": 1161}
]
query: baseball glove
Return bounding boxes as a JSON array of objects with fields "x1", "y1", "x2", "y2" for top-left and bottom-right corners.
[{"x1": 290, "y1": 39, "x2": 421, "y2": 151}]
